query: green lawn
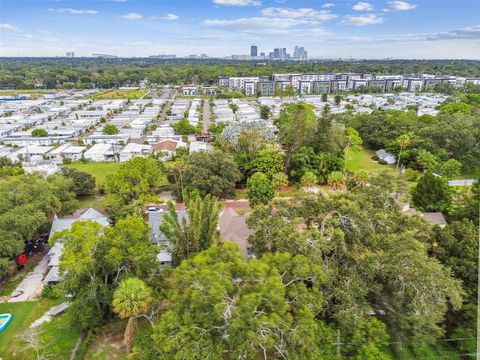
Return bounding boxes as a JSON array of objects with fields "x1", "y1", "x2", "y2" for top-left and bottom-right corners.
[
  {"x1": 0, "y1": 299, "x2": 60, "y2": 355},
  {"x1": 64, "y1": 162, "x2": 123, "y2": 185},
  {"x1": 77, "y1": 194, "x2": 107, "y2": 209},
  {"x1": 346, "y1": 148, "x2": 399, "y2": 176},
  {"x1": 91, "y1": 89, "x2": 147, "y2": 100},
  {"x1": 0, "y1": 299, "x2": 82, "y2": 360}
]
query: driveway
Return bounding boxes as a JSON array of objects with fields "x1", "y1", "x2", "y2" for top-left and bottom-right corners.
[{"x1": 8, "y1": 255, "x2": 48, "y2": 302}]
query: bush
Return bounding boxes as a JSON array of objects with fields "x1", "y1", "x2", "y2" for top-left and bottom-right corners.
[
  {"x1": 31, "y1": 128, "x2": 48, "y2": 137},
  {"x1": 378, "y1": 159, "x2": 388, "y2": 165},
  {"x1": 404, "y1": 168, "x2": 419, "y2": 181},
  {"x1": 102, "y1": 124, "x2": 119, "y2": 135},
  {"x1": 247, "y1": 172, "x2": 275, "y2": 207},
  {"x1": 62, "y1": 157, "x2": 72, "y2": 165},
  {"x1": 42, "y1": 284, "x2": 62, "y2": 299},
  {"x1": 371, "y1": 155, "x2": 379, "y2": 161}
]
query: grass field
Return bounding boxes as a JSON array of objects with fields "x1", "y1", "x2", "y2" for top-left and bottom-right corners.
[
  {"x1": 0, "y1": 299, "x2": 82, "y2": 360},
  {"x1": 91, "y1": 89, "x2": 147, "y2": 100},
  {"x1": 64, "y1": 162, "x2": 122, "y2": 185},
  {"x1": 0, "y1": 90, "x2": 56, "y2": 100},
  {"x1": 0, "y1": 299, "x2": 62, "y2": 355},
  {"x1": 346, "y1": 148, "x2": 399, "y2": 176}
]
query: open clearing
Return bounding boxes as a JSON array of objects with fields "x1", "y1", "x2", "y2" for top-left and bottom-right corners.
[
  {"x1": 64, "y1": 162, "x2": 122, "y2": 185},
  {"x1": 91, "y1": 89, "x2": 147, "y2": 100}
]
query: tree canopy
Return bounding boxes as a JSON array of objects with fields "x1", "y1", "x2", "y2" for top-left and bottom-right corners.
[
  {"x1": 152, "y1": 242, "x2": 336, "y2": 360},
  {"x1": 180, "y1": 150, "x2": 241, "y2": 198},
  {"x1": 246, "y1": 183, "x2": 462, "y2": 350}
]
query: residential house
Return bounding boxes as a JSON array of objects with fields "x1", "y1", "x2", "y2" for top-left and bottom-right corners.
[
  {"x1": 119, "y1": 143, "x2": 152, "y2": 162},
  {"x1": 375, "y1": 149, "x2": 397, "y2": 164},
  {"x1": 83, "y1": 143, "x2": 122, "y2": 162},
  {"x1": 155, "y1": 139, "x2": 187, "y2": 160},
  {"x1": 44, "y1": 208, "x2": 109, "y2": 284},
  {"x1": 148, "y1": 209, "x2": 189, "y2": 266},
  {"x1": 48, "y1": 143, "x2": 86, "y2": 162},
  {"x1": 182, "y1": 86, "x2": 198, "y2": 96},
  {"x1": 189, "y1": 141, "x2": 214, "y2": 153},
  {"x1": 7, "y1": 145, "x2": 54, "y2": 163}
]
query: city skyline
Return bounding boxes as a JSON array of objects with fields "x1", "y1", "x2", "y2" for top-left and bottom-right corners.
[{"x1": 1, "y1": 0, "x2": 480, "y2": 59}]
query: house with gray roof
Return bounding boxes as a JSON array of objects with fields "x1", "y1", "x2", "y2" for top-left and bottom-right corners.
[
  {"x1": 44, "y1": 208, "x2": 109, "y2": 284},
  {"x1": 375, "y1": 149, "x2": 397, "y2": 165},
  {"x1": 148, "y1": 209, "x2": 189, "y2": 266}
]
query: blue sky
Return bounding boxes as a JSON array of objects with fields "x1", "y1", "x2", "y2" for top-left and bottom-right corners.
[{"x1": 1, "y1": 0, "x2": 479, "y2": 58}]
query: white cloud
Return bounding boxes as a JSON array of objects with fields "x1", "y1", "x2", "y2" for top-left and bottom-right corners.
[
  {"x1": 261, "y1": 7, "x2": 337, "y2": 21},
  {"x1": 321, "y1": 3, "x2": 335, "y2": 9},
  {"x1": 213, "y1": 0, "x2": 261, "y2": 6},
  {"x1": 0, "y1": 23, "x2": 21, "y2": 32},
  {"x1": 48, "y1": 8, "x2": 98, "y2": 15},
  {"x1": 203, "y1": 17, "x2": 313, "y2": 34},
  {"x1": 160, "y1": 13, "x2": 179, "y2": 20},
  {"x1": 389, "y1": 1, "x2": 417, "y2": 11},
  {"x1": 329, "y1": 25, "x2": 480, "y2": 43},
  {"x1": 121, "y1": 12, "x2": 143, "y2": 20},
  {"x1": 341, "y1": 14, "x2": 384, "y2": 26},
  {"x1": 352, "y1": 2, "x2": 374, "y2": 11}
]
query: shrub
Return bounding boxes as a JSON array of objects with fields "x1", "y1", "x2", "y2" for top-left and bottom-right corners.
[{"x1": 404, "y1": 168, "x2": 419, "y2": 181}]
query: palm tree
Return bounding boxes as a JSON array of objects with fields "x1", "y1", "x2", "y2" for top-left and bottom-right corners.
[
  {"x1": 327, "y1": 171, "x2": 345, "y2": 190},
  {"x1": 352, "y1": 170, "x2": 369, "y2": 187},
  {"x1": 395, "y1": 133, "x2": 413, "y2": 173},
  {"x1": 300, "y1": 171, "x2": 318, "y2": 187},
  {"x1": 272, "y1": 172, "x2": 288, "y2": 192},
  {"x1": 113, "y1": 278, "x2": 152, "y2": 352}
]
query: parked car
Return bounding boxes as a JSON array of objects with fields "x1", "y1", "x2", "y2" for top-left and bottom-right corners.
[{"x1": 145, "y1": 206, "x2": 161, "y2": 214}]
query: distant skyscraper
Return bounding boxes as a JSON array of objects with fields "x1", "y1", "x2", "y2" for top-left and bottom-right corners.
[
  {"x1": 293, "y1": 46, "x2": 307, "y2": 60},
  {"x1": 66, "y1": 52, "x2": 74, "y2": 58},
  {"x1": 250, "y1": 45, "x2": 258, "y2": 57}
]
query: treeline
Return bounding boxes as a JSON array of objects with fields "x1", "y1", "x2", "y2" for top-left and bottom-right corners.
[
  {"x1": 343, "y1": 93, "x2": 480, "y2": 173},
  {"x1": 1, "y1": 58, "x2": 480, "y2": 89}
]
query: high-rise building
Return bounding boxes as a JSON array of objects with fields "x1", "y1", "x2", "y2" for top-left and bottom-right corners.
[
  {"x1": 293, "y1": 46, "x2": 307, "y2": 60},
  {"x1": 66, "y1": 52, "x2": 74, "y2": 58},
  {"x1": 250, "y1": 45, "x2": 258, "y2": 57}
]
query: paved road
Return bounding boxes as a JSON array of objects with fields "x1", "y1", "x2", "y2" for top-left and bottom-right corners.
[{"x1": 203, "y1": 99, "x2": 211, "y2": 132}]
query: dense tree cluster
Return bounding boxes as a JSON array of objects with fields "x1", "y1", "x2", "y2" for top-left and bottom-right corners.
[
  {"x1": 168, "y1": 150, "x2": 241, "y2": 199},
  {"x1": 51, "y1": 217, "x2": 158, "y2": 329},
  {"x1": 346, "y1": 94, "x2": 480, "y2": 172},
  {"x1": 276, "y1": 103, "x2": 347, "y2": 183},
  {"x1": 105, "y1": 157, "x2": 164, "y2": 222},
  {"x1": 0, "y1": 174, "x2": 78, "y2": 277},
  {"x1": 246, "y1": 178, "x2": 464, "y2": 357},
  {"x1": 2, "y1": 58, "x2": 480, "y2": 89}
]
